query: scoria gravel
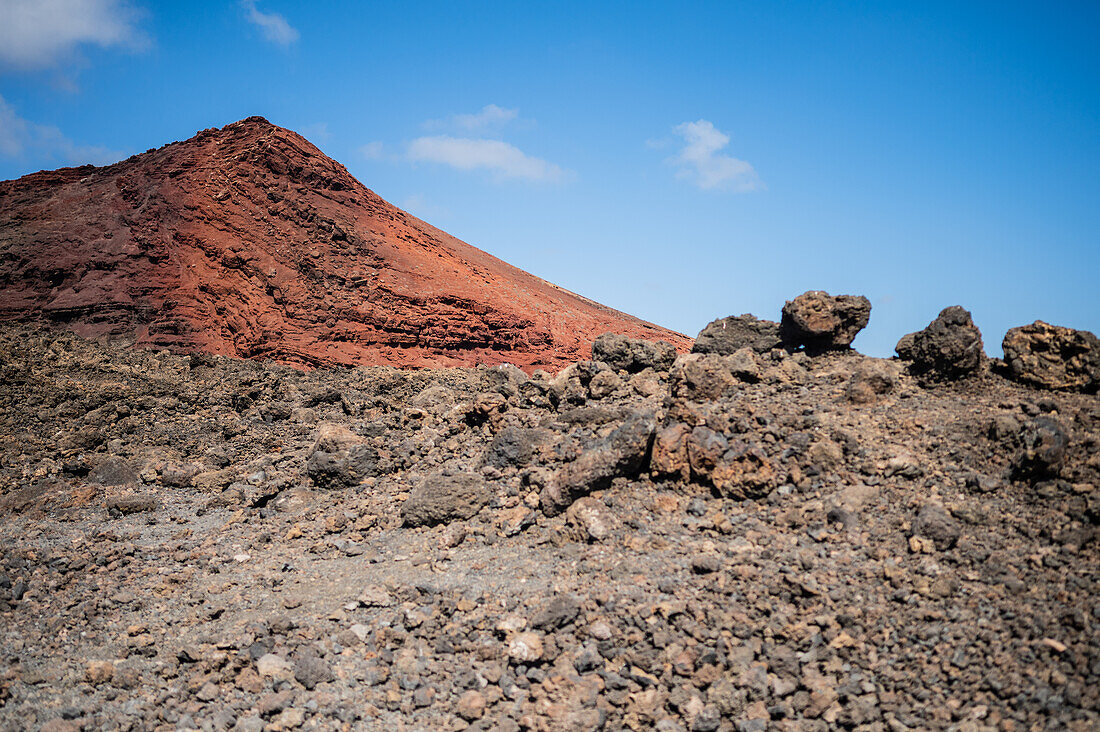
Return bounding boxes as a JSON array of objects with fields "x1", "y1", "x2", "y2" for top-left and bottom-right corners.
[{"x1": 0, "y1": 324, "x2": 1097, "y2": 732}]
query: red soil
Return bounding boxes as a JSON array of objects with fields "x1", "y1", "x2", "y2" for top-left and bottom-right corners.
[{"x1": 0, "y1": 117, "x2": 688, "y2": 371}]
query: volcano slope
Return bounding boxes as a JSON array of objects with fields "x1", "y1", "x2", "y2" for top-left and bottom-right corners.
[
  {"x1": 0, "y1": 324, "x2": 1097, "y2": 731},
  {"x1": 0, "y1": 117, "x2": 688, "y2": 371}
]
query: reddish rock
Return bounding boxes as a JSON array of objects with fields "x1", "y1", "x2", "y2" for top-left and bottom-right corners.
[{"x1": 0, "y1": 117, "x2": 689, "y2": 371}]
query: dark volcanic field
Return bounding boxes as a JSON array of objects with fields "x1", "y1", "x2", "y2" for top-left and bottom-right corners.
[{"x1": 0, "y1": 324, "x2": 1097, "y2": 731}]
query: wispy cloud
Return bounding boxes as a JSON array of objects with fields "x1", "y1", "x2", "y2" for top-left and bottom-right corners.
[
  {"x1": 0, "y1": 0, "x2": 145, "y2": 71},
  {"x1": 0, "y1": 94, "x2": 126, "y2": 166},
  {"x1": 668, "y1": 119, "x2": 761, "y2": 192},
  {"x1": 425, "y1": 104, "x2": 520, "y2": 132},
  {"x1": 406, "y1": 136, "x2": 566, "y2": 183},
  {"x1": 360, "y1": 141, "x2": 384, "y2": 160},
  {"x1": 241, "y1": 0, "x2": 299, "y2": 46}
]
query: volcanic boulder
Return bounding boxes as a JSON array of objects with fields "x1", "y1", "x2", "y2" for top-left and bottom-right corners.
[
  {"x1": 401, "y1": 472, "x2": 490, "y2": 527},
  {"x1": 668, "y1": 354, "x2": 737, "y2": 402},
  {"x1": 540, "y1": 411, "x2": 656, "y2": 515},
  {"x1": 591, "y1": 333, "x2": 677, "y2": 373},
  {"x1": 692, "y1": 314, "x2": 783, "y2": 355},
  {"x1": 1002, "y1": 321, "x2": 1100, "y2": 392},
  {"x1": 896, "y1": 306, "x2": 985, "y2": 379},
  {"x1": 780, "y1": 291, "x2": 871, "y2": 353},
  {"x1": 1013, "y1": 416, "x2": 1069, "y2": 480},
  {"x1": 305, "y1": 423, "x2": 381, "y2": 488}
]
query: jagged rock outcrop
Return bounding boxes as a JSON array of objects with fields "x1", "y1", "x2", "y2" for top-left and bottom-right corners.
[
  {"x1": 0, "y1": 117, "x2": 689, "y2": 371},
  {"x1": 1002, "y1": 321, "x2": 1100, "y2": 392},
  {"x1": 896, "y1": 306, "x2": 985, "y2": 379},
  {"x1": 779, "y1": 291, "x2": 871, "y2": 353},
  {"x1": 691, "y1": 314, "x2": 782, "y2": 355}
]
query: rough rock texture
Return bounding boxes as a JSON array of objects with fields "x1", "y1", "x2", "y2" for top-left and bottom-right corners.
[
  {"x1": 400, "y1": 472, "x2": 489, "y2": 526},
  {"x1": 780, "y1": 291, "x2": 871, "y2": 353},
  {"x1": 1013, "y1": 416, "x2": 1069, "y2": 479},
  {"x1": 0, "y1": 325, "x2": 1098, "y2": 731},
  {"x1": 539, "y1": 411, "x2": 656, "y2": 515},
  {"x1": 896, "y1": 306, "x2": 985, "y2": 379},
  {"x1": 691, "y1": 314, "x2": 782, "y2": 355},
  {"x1": 0, "y1": 117, "x2": 689, "y2": 372},
  {"x1": 1002, "y1": 321, "x2": 1100, "y2": 392},
  {"x1": 591, "y1": 333, "x2": 677, "y2": 373}
]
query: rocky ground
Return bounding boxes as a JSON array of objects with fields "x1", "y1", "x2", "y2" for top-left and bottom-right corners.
[{"x1": 0, "y1": 323, "x2": 1097, "y2": 731}]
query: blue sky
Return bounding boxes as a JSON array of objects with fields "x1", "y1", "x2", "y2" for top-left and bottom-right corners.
[{"x1": 1, "y1": 1, "x2": 1097, "y2": 357}]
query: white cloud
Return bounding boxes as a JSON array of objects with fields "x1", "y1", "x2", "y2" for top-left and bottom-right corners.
[
  {"x1": 242, "y1": 0, "x2": 299, "y2": 46},
  {"x1": 426, "y1": 104, "x2": 519, "y2": 132},
  {"x1": 406, "y1": 135, "x2": 565, "y2": 183},
  {"x1": 669, "y1": 119, "x2": 761, "y2": 192},
  {"x1": 0, "y1": 94, "x2": 125, "y2": 166},
  {"x1": 0, "y1": 0, "x2": 144, "y2": 70},
  {"x1": 360, "y1": 141, "x2": 384, "y2": 159}
]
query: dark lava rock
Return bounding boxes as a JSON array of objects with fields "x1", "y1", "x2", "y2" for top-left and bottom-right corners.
[
  {"x1": 896, "y1": 306, "x2": 985, "y2": 379},
  {"x1": 1013, "y1": 416, "x2": 1069, "y2": 480},
  {"x1": 293, "y1": 654, "x2": 334, "y2": 690},
  {"x1": 1002, "y1": 321, "x2": 1100, "y2": 392},
  {"x1": 401, "y1": 472, "x2": 490, "y2": 527},
  {"x1": 780, "y1": 291, "x2": 871, "y2": 353},
  {"x1": 485, "y1": 427, "x2": 553, "y2": 469},
  {"x1": 87, "y1": 457, "x2": 139, "y2": 486},
  {"x1": 591, "y1": 333, "x2": 677, "y2": 373},
  {"x1": 692, "y1": 314, "x2": 782, "y2": 355},
  {"x1": 668, "y1": 355, "x2": 736, "y2": 402},
  {"x1": 306, "y1": 445, "x2": 380, "y2": 488},
  {"x1": 305, "y1": 423, "x2": 381, "y2": 488},
  {"x1": 912, "y1": 501, "x2": 960, "y2": 551},
  {"x1": 531, "y1": 594, "x2": 582, "y2": 630},
  {"x1": 540, "y1": 411, "x2": 656, "y2": 515}
]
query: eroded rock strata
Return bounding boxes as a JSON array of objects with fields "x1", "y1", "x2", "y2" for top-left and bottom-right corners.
[{"x1": 0, "y1": 117, "x2": 688, "y2": 372}]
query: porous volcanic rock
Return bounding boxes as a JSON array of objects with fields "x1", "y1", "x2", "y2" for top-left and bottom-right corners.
[
  {"x1": 1002, "y1": 321, "x2": 1100, "y2": 392},
  {"x1": 780, "y1": 291, "x2": 871, "y2": 352},
  {"x1": 896, "y1": 305, "x2": 985, "y2": 379},
  {"x1": 692, "y1": 314, "x2": 783, "y2": 355},
  {"x1": 401, "y1": 472, "x2": 489, "y2": 526},
  {"x1": 0, "y1": 117, "x2": 689, "y2": 372},
  {"x1": 591, "y1": 332, "x2": 677, "y2": 373},
  {"x1": 1, "y1": 324, "x2": 1098, "y2": 731}
]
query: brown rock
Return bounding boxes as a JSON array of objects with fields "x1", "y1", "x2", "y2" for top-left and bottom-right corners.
[
  {"x1": 566, "y1": 496, "x2": 619, "y2": 541},
  {"x1": 780, "y1": 290, "x2": 871, "y2": 352},
  {"x1": 85, "y1": 660, "x2": 115, "y2": 685},
  {"x1": 669, "y1": 354, "x2": 736, "y2": 401},
  {"x1": 651, "y1": 423, "x2": 691, "y2": 481},
  {"x1": 507, "y1": 632, "x2": 544, "y2": 663},
  {"x1": 1002, "y1": 321, "x2": 1100, "y2": 392},
  {"x1": 709, "y1": 441, "x2": 777, "y2": 499},
  {"x1": 105, "y1": 494, "x2": 160, "y2": 515},
  {"x1": 401, "y1": 472, "x2": 489, "y2": 527},
  {"x1": 540, "y1": 411, "x2": 655, "y2": 515},
  {"x1": 457, "y1": 689, "x2": 487, "y2": 720}
]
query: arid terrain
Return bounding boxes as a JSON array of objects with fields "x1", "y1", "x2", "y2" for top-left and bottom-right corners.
[
  {"x1": 0, "y1": 297, "x2": 1096, "y2": 731},
  {"x1": 0, "y1": 120, "x2": 1098, "y2": 732}
]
